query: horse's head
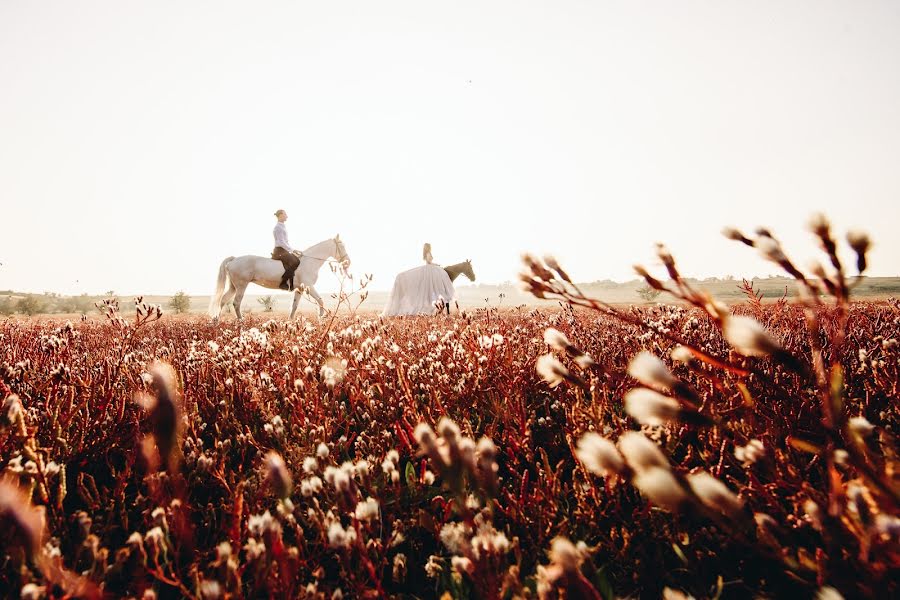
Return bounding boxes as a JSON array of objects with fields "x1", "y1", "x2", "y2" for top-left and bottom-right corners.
[
  {"x1": 462, "y1": 259, "x2": 476, "y2": 282},
  {"x1": 334, "y1": 235, "x2": 351, "y2": 270}
]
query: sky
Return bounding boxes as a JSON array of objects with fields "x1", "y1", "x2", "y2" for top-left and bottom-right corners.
[{"x1": 1, "y1": 1, "x2": 899, "y2": 296}]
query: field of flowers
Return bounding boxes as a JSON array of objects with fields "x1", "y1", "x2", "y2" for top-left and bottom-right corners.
[{"x1": 2, "y1": 217, "x2": 899, "y2": 599}]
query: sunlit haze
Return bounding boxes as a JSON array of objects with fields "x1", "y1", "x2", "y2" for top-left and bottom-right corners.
[{"x1": 1, "y1": 1, "x2": 898, "y2": 296}]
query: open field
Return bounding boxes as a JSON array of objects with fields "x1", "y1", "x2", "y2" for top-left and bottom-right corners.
[
  {"x1": 3, "y1": 276, "x2": 900, "y2": 317},
  {"x1": 1, "y1": 293, "x2": 898, "y2": 599}
]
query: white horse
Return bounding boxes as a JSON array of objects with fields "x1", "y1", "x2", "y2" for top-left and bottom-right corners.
[{"x1": 208, "y1": 236, "x2": 350, "y2": 321}]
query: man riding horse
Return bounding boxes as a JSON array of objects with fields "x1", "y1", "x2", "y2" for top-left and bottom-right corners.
[{"x1": 272, "y1": 209, "x2": 300, "y2": 290}]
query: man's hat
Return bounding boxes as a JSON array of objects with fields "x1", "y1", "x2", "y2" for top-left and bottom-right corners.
[{"x1": 274, "y1": 209, "x2": 286, "y2": 217}]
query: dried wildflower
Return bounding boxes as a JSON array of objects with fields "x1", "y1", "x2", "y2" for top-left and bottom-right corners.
[
  {"x1": 846, "y1": 230, "x2": 870, "y2": 273},
  {"x1": 327, "y1": 521, "x2": 357, "y2": 549},
  {"x1": 633, "y1": 467, "x2": 687, "y2": 511},
  {"x1": 670, "y1": 345, "x2": 695, "y2": 364},
  {"x1": 848, "y1": 416, "x2": 874, "y2": 437},
  {"x1": 756, "y1": 236, "x2": 788, "y2": 264},
  {"x1": 687, "y1": 471, "x2": 743, "y2": 516},
  {"x1": 548, "y1": 536, "x2": 581, "y2": 573},
  {"x1": 439, "y1": 522, "x2": 472, "y2": 554},
  {"x1": 146, "y1": 362, "x2": 183, "y2": 473},
  {"x1": 437, "y1": 417, "x2": 461, "y2": 445},
  {"x1": 20, "y1": 584, "x2": 45, "y2": 600},
  {"x1": 804, "y1": 499, "x2": 824, "y2": 531},
  {"x1": 265, "y1": 451, "x2": 292, "y2": 500},
  {"x1": 543, "y1": 328, "x2": 571, "y2": 351},
  {"x1": 354, "y1": 497, "x2": 380, "y2": 522},
  {"x1": 617, "y1": 432, "x2": 669, "y2": 473},
  {"x1": 628, "y1": 352, "x2": 677, "y2": 390},
  {"x1": 734, "y1": 439, "x2": 765, "y2": 465},
  {"x1": 662, "y1": 589, "x2": 693, "y2": 600},
  {"x1": 536, "y1": 354, "x2": 568, "y2": 388},
  {"x1": 244, "y1": 537, "x2": 265, "y2": 561},
  {"x1": 424, "y1": 555, "x2": 443, "y2": 578},
  {"x1": 623, "y1": 388, "x2": 681, "y2": 426},
  {"x1": 316, "y1": 443, "x2": 330, "y2": 459},
  {"x1": 815, "y1": 587, "x2": 845, "y2": 600},
  {"x1": 575, "y1": 433, "x2": 624, "y2": 477},
  {"x1": 200, "y1": 580, "x2": 223, "y2": 600},
  {"x1": 0, "y1": 477, "x2": 46, "y2": 560},
  {"x1": 470, "y1": 521, "x2": 510, "y2": 559},
  {"x1": 303, "y1": 456, "x2": 318, "y2": 474},
  {"x1": 451, "y1": 555, "x2": 475, "y2": 575},
  {"x1": 722, "y1": 315, "x2": 782, "y2": 357}
]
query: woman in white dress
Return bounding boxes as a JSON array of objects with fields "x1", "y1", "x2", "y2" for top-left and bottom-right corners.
[{"x1": 382, "y1": 243, "x2": 470, "y2": 316}]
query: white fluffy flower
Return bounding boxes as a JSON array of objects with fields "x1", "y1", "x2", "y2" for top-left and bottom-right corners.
[
  {"x1": 722, "y1": 316, "x2": 781, "y2": 357},
  {"x1": 627, "y1": 352, "x2": 677, "y2": 390},
  {"x1": 633, "y1": 467, "x2": 687, "y2": 511},
  {"x1": 623, "y1": 388, "x2": 681, "y2": 426},
  {"x1": 575, "y1": 433, "x2": 624, "y2": 477},
  {"x1": 536, "y1": 354, "x2": 568, "y2": 388},
  {"x1": 687, "y1": 471, "x2": 743, "y2": 515},
  {"x1": 354, "y1": 497, "x2": 380, "y2": 522},
  {"x1": 617, "y1": 432, "x2": 669, "y2": 473}
]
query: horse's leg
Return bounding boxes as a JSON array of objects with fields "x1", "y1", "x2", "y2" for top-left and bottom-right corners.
[
  {"x1": 307, "y1": 287, "x2": 326, "y2": 318},
  {"x1": 233, "y1": 282, "x2": 247, "y2": 322},
  {"x1": 290, "y1": 290, "x2": 302, "y2": 319},
  {"x1": 221, "y1": 282, "x2": 237, "y2": 318}
]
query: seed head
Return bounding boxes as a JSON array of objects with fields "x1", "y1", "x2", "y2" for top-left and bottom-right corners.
[
  {"x1": 536, "y1": 354, "x2": 569, "y2": 388},
  {"x1": 543, "y1": 328, "x2": 570, "y2": 351},
  {"x1": 687, "y1": 471, "x2": 743, "y2": 516},
  {"x1": 722, "y1": 315, "x2": 781, "y2": 357},
  {"x1": 617, "y1": 432, "x2": 669, "y2": 473},
  {"x1": 848, "y1": 416, "x2": 875, "y2": 436},
  {"x1": 265, "y1": 451, "x2": 292, "y2": 500},
  {"x1": 670, "y1": 345, "x2": 695, "y2": 364},
  {"x1": 623, "y1": 388, "x2": 681, "y2": 426},
  {"x1": 633, "y1": 467, "x2": 687, "y2": 511},
  {"x1": 146, "y1": 362, "x2": 183, "y2": 474},
  {"x1": 575, "y1": 433, "x2": 624, "y2": 477},
  {"x1": 548, "y1": 536, "x2": 581, "y2": 573},
  {"x1": 0, "y1": 478, "x2": 45, "y2": 560},
  {"x1": 627, "y1": 352, "x2": 677, "y2": 390}
]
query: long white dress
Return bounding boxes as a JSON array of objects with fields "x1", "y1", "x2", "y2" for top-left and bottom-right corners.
[{"x1": 382, "y1": 263, "x2": 456, "y2": 316}]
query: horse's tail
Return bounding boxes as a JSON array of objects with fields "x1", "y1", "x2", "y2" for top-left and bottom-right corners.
[{"x1": 208, "y1": 256, "x2": 235, "y2": 318}]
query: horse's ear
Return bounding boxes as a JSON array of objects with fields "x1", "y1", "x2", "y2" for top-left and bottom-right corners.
[{"x1": 467, "y1": 259, "x2": 471, "y2": 263}]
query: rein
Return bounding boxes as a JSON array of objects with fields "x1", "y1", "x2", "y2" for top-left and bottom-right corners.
[{"x1": 295, "y1": 240, "x2": 348, "y2": 265}]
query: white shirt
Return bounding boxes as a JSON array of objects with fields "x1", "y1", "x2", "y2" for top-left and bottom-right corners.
[{"x1": 273, "y1": 222, "x2": 293, "y2": 252}]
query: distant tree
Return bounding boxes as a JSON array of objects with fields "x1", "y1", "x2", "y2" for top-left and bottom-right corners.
[
  {"x1": 74, "y1": 294, "x2": 94, "y2": 314},
  {"x1": 0, "y1": 296, "x2": 12, "y2": 315},
  {"x1": 54, "y1": 296, "x2": 77, "y2": 313},
  {"x1": 168, "y1": 291, "x2": 191, "y2": 314},
  {"x1": 17, "y1": 295, "x2": 46, "y2": 316},
  {"x1": 257, "y1": 296, "x2": 275, "y2": 312},
  {"x1": 637, "y1": 285, "x2": 662, "y2": 302}
]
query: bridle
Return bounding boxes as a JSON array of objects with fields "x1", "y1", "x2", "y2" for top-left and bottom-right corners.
[{"x1": 295, "y1": 238, "x2": 349, "y2": 267}]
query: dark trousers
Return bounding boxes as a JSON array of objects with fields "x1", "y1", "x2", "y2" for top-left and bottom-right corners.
[{"x1": 272, "y1": 247, "x2": 300, "y2": 288}]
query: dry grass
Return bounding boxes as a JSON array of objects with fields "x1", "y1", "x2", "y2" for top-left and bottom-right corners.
[{"x1": 1, "y1": 215, "x2": 898, "y2": 599}]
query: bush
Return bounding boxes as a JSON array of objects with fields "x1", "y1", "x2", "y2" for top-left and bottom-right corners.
[
  {"x1": 16, "y1": 295, "x2": 46, "y2": 316},
  {"x1": 257, "y1": 295, "x2": 275, "y2": 312},
  {"x1": 168, "y1": 291, "x2": 191, "y2": 314},
  {"x1": 637, "y1": 285, "x2": 662, "y2": 302}
]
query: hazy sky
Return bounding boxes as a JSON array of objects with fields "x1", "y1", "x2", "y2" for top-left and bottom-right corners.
[{"x1": 1, "y1": 1, "x2": 898, "y2": 296}]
